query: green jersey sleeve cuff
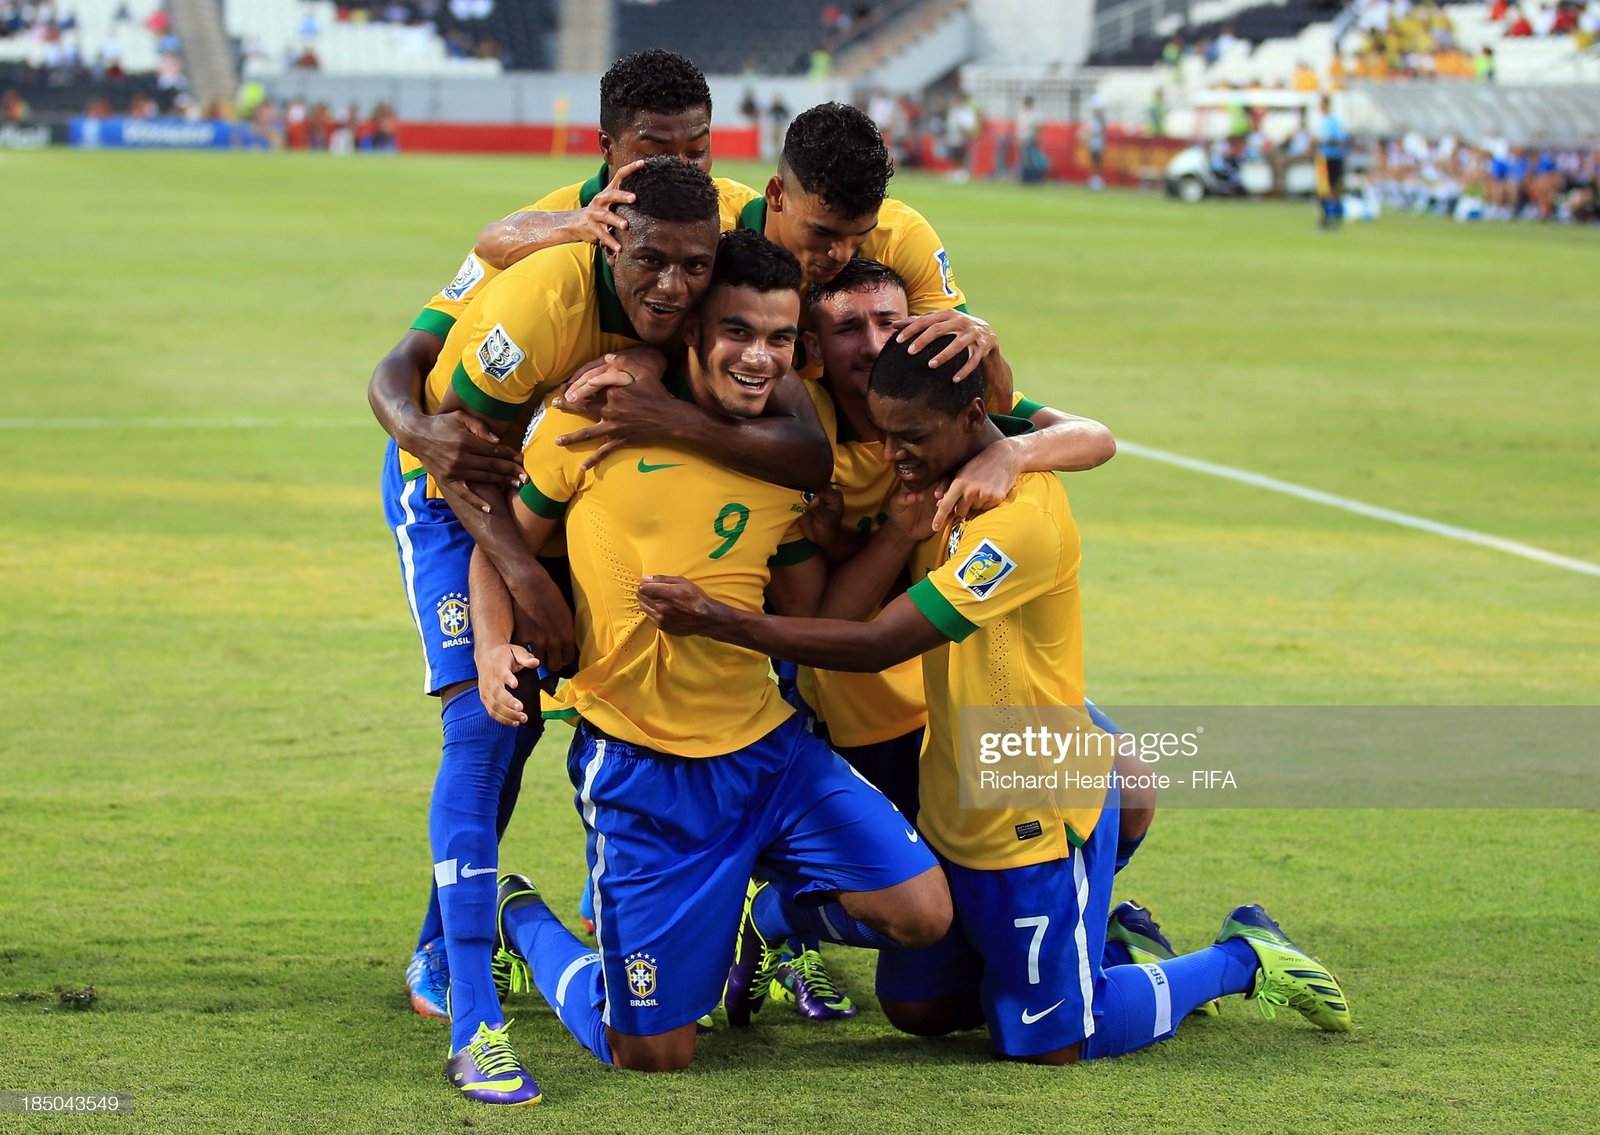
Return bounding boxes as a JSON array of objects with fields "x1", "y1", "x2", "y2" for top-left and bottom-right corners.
[
  {"x1": 907, "y1": 577, "x2": 978, "y2": 642},
  {"x1": 451, "y1": 362, "x2": 521, "y2": 420},
  {"x1": 518, "y1": 480, "x2": 568, "y2": 520},
  {"x1": 411, "y1": 307, "x2": 456, "y2": 340},
  {"x1": 769, "y1": 538, "x2": 820, "y2": 567},
  {"x1": 1012, "y1": 395, "x2": 1046, "y2": 420}
]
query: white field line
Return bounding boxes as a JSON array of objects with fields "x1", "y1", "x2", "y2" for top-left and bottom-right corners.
[
  {"x1": 3, "y1": 417, "x2": 1594, "y2": 578},
  {"x1": 1118, "y1": 441, "x2": 1600, "y2": 579}
]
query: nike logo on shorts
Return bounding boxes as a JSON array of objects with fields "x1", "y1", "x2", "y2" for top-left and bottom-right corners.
[{"x1": 1021, "y1": 999, "x2": 1066, "y2": 1025}]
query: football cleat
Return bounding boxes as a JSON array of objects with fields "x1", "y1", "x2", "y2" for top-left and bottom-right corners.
[
  {"x1": 1107, "y1": 901, "x2": 1219, "y2": 1017},
  {"x1": 445, "y1": 1020, "x2": 542, "y2": 1106},
  {"x1": 578, "y1": 873, "x2": 596, "y2": 936},
  {"x1": 1215, "y1": 904, "x2": 1352, "y2": 1032},
  {"x1": 724, "y1": 881, "x2": 784, "y2": 1027},
  {"x1": 492, "y1": 874, "x2": 539, "y2": 999},
  {"x1": 406, "y1": 937, "x2": 450, "y2": 1020},
  {"x1": 771, "y1": 947, "x2": 856, "y2": 1021}
]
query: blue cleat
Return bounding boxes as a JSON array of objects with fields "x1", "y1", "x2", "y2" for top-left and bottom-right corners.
[
  {"x1": 1107, "y1": 900, "x2": 1219, "y2": 1017},
  {"x1": 446, "y1": 1020, "x2": 542, "y2": 1105},
  {"x1": 405, "y1": 937, "x2": 450, "y2": 1020}
]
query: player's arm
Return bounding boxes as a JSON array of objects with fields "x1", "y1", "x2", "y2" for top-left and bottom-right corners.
[
  {"x1": 808, "y1": 483, "x2": 936, "y2": 619},
  {"x1": 469, "y1": 546, "x2": 539, "y2": 727},
  {"x1": 475, "y1": 161, "x2": 645, "y2": 268},
  {"x1": 932, "y1": 400, "x2": 1116, "y2": 530},
  {"x1": 641, "y1": 580, "x2": 944, "y2": 673},
  {"x1": 554, "y1": 370, "x2": 833, "y2": 491},
  {"x1": 366, "y1": 328, "x2": 526, "y2": 511}
]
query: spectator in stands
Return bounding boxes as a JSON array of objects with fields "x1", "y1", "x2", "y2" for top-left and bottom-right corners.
[
  {"x1": 768, "y1": 93, "x2": 790, "y2": 163},
  {"x1": 2, "y1": 87, "x2": 29, "y2": 123},
  {"x1": 1085, "y1": 96, "x2": 1107, "y2": 189},
  {"x1": 1505, "y1": 6, "x2": 1534, "y2": 36},
  {"x1": 1147, "y1": 87, "x2": 1166, "y2": 137},
  {"x1": 1214, "y1": 24, "x2": 1243, "y2": 59},
  {"x1": 293, "y1": 42, "x2": 320, "y2": 70},
  {"x1": 1476, "y1": 45, "x2": 1496, "y2": 81},
  {"x1": 367, "y1": 101, "x2": 399, "y2": 152},
  {"x1": 943, "y1": 88, "x2": 980, "y2": 182},
  {"x1": 1017, "y1": 94, "x2": 1047, "y2": 184}
]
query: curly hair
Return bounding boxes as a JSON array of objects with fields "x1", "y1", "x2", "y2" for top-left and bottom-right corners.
[
  {"x1": 805, "y1": 257, "x2": 907, "y2": 315},
  {"x1": 599, "y1": 49, "x2": 712, "y2": 137},
  {"x1": 712, "y1": 228, "x2": 803, "y2": 296},
  {"x1": 869, "y1": 332, "x2": 978, "y2": 416},
  {"x1": 619, "y1": 156, "x2": 719, "y2": 225},
  {"x1": 779, "y1": 102, "x2": 893, "y2": 219}
]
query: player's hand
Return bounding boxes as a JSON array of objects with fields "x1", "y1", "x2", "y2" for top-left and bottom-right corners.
[
  {"x1": 577, "y1": 159, "x2": 643, "y2": 253},
  {"x1": 799, "y1": 486, "x2": 845, "y2": 547},
  {"x1": 557, "y1": 346, "x2": 669, "y2": 410},
  {"x1": 638, "y1": 575, "x2": 731, "y2": 638},
  {"x1": 504, "y1": 568, "x2": 576, "y2": 674},
  {"x1": 556, "y1": 374, "x2": 692, "y2": 470},
  {"x1": 888, "y1": 482, "x2": 942, "y2": 542},
  {"x1": 477, "y1": 643, "x2": 539, "y2": 726},
  {"x1": 892, "y1": 309, "x2": 997, "y2": 383},
  {"x1": 933, "y1": 440, "x2": 1020, "y2": 530},
  {"x1": 404, "y1": 410, "x2": 525, "y2": 512}
]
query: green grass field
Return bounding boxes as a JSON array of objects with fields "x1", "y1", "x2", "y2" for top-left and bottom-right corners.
[{"x1": 1, "y1": 149, "x2": 1596, "y2": 1134}]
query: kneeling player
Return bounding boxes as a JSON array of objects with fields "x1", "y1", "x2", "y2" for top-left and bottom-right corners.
[
  {"x1": 474, "y1": 230, "x2": 951, "y2": 1078},
  {"x1": 639, "y1": 333, "x2": 1353, "y2": 1063}
]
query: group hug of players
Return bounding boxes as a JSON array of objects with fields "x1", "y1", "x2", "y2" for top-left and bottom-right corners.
[{"x1": 368, "y1": 49, "x2": 1353, "y2": 1106}]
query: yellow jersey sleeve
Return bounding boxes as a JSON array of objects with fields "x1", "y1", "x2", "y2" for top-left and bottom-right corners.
[
  {"x1": 861, "y1": 198, "x2": 967, "y2": 315},
  {"x1": 412, "y1": 249, "x2": 500, "y2": 341},
  {"x1": 907, "y1": 491, "x2": 1065, "y2": 643},
  {"x1": 516, "y1": 399, "x2": 582, "y2": 518}
]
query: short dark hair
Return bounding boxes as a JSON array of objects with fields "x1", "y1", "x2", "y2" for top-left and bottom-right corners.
[
  {"x1": 619, "y1": 156, "x2": 719, "y2": 225},
  {"x1": 806, "y1": 257, "x2": 907, "y2": 315},
  {"x1": 711, "y1": 227, "x2": 803, "y2": 296},
  {"x1": 780, "y1": 102, "x2": 893, "y2": 219},
  {"x1": 869, "y1": 332, "x2": 979, "y2": 416},
  {"x1": 599, "y1": 49, "x2": 712, "y2": 137}
]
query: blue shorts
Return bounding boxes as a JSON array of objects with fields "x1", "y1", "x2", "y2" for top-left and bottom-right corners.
[
  {"x1": 380, "y1": 439, "x2": 477, "y2": 695},
  {"x1": 567, "y1": 714, "x2": 935, "y2": 1037},
  {"x1": 781, "y1": 676, "x2": 924, "y2": 822},
  {"x1": 876, "y1": 785, "x2": 1121, "y2": 1058}
]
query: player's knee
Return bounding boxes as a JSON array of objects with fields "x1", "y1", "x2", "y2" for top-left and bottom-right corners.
[
  {"x1": 881, "y1": 999, "x2": 958, "y2": 1037},
  {"x1": 1114, "y1": 750, "x2": 1157, "y2": 838},
  {"x1": 888, "y1": 868, "x2": 953, "y2": 949},
  {"x1": 608, "y1": 1029, "x2": 696, "y2": 1073},
  {"x1": 1010, "y1": 1042, "x2": 1082, "y2": 1066}
]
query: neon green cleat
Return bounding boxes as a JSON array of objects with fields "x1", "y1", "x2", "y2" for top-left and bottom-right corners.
[
  {"x1": 492, "y1": 874, "x2": 539, "y2": 1000},
  {"x1": 724, "y1": 881, "x2": 784, "y2": 1026},
  {"x1": 770, "y1": 947, "x2": 856, "y2": 1021},
  {"x1": 1215, "y1": 904, "x2": 1352, "y2": 1032}
]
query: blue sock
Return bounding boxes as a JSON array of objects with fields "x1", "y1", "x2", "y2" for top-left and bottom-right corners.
[
  {"x1": 1083, "y1": 941, "x2": 1258, "y2": 1060},
  {"x1": 786, "y1": 935, "x2": 821, "y2": 955},
  {"x1": 1102, "y1": 939, "x2": 1134, "y2": 969},
  {"x1": 414, "y1": 715, "x2": 539, "y2": 952},
  {"x1": 431, "y1": 691, "x2": 519, "y2": 1052},
  {"x1": 1114, "y1": 832, "x2": 1145, "y2": 875},
  {"x1": 751, "y1": 885, "x2": 897, "y2": 951},
  {"x1": 504, "y1": 899, "x2": 613, "y2": 1065}
]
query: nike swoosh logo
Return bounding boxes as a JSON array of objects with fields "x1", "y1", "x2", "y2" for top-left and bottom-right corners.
[
  {"x1": 905, "y1": 828, "x2": 920, "y2": 843},
  {"x1": 1021, "y1": 999, "x2": 1066, "y2": 1025},
  {"x1": 456, "y1": 1073, "x2": 525, "y2": 1091},
  {"x1": 637, "y1": 459, "x2": 685, "y2": 473},
  {"x1": 460, "y1": 864, "x2": 498, "y2": 878}
]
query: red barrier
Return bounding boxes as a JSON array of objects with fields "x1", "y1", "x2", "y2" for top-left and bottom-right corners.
[
  {"x1": 394, "y1": 122, "x2": 762, "y2": 159},
  {"x1": 917, "y1": 123, "x2": 1188, "y2": 185}
]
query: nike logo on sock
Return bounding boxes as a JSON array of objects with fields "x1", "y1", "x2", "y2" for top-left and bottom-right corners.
[
  {"x1": 1021, "y1": 999, "x2": 1066, "y2": 1025},
  {"x1": 460, "y1": 863, "x2": 498, "y2": 878}
]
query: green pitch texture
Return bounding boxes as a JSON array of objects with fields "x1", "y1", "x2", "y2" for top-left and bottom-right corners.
[{"x1": 1, "y1": 151, "x2": 1596, "y2": 1134}]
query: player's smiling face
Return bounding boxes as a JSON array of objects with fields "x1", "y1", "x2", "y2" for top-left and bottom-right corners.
[
  {"x1": 765, "y1": 176, "x2": 879, "y2": 286},
  {"x1": 602, "y1": 107, "x2": 713, "y2": 172},
  {"x1": 685, "y1": 284, "x2": 800, "y2": 419},
  {"x1": 867, "y1": 393, "x2": 985, "y2": 492},
  {"x1": 608, "y1": 215, "x2": 720, "y2": 345},
  {"x1": 807, "y1": 283, "x2": 908, "y2": 401}
]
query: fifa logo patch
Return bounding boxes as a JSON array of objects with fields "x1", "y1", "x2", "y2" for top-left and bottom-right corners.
[
  {"x1": 442, "y1": 254, "x2": 485, "y2": 301},
  {"x1": 954, "y1": 538, "x2": 1015, "y2": 600},
  {"x1": 934, "y1": 247, "x2": 957, "y2": 297},
  {"x1": 437, "y1": 593, "x2": 471, "y2": 646},
  {"x1": 624, "y1": 952, "x2": 658, "y2": 1005},
  {"x1": 478, "y1": 323, "x2": 526, "y2": 382}
]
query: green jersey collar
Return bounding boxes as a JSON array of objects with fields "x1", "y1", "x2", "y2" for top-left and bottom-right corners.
[
  {"x1": 739, "y1": 195, "x2": 768, "y2": 234},
  {"x1": 593, "y1": 245, "x2": 633, "y2": 337},
  {"x1": 579, "y1": 162, "x2": 610, "y2": 208}
]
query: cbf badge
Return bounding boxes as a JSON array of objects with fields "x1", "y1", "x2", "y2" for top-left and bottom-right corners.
[
  {"x1": 954, "y1": 539, "x2": 1015, "y2": 600},
  {"x1": 437, "y1": 593, "x2": 470, "y2": 644},
  {"x1": 947, "y1": 521, "x2": 965, "y2": 559},
  {"x1": 625, "y1": 952, "x2": 658, "y2": 1005}
]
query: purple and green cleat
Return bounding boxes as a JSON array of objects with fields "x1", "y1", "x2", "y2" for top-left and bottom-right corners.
[
  {"x1": 1215, "y1": 904, "x2": 1352, "y2": 1032},
  {"x1": 446, "y1": 1020, "x2": 542, "y2": 1105},
  {"x1": 405, "y1": 937, "x2": 450, "y2": 1020},
  {"x1": 492, "y1": 874, "x2": 538, "y2": 1000},
  {"x1": 724, "y1": 882, "x2": 784, "y2": 1027},
  {"x1": 1107, "y1": 900, "x2": 1220, "y2": 1018},
  {"x1": 770, "y1": 947, "x2": 856, "y2": 1021}
]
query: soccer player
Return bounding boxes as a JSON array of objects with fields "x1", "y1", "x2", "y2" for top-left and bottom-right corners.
[
  {"x1": 745, "y1": 257, "x2": 1117, "y2": 1023},
  {"x1": 475, "y1": 230, "x2": 951, "y2": 1076},
  {"x1": 637, "y1": 333, "x2": 1353, "y2": 1064},
  {"x1": 384, "y1": 159, "x2": 830, "y2": 1105}
]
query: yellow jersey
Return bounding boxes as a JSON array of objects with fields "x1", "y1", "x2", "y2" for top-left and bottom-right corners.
[
  {"x1": 796, "y1": 380, "x2": 927, "y2": 748},
  {"x1": 409, "y1": 165, "x2": 756, "y2": 340},
  {"x1": 399, "y1": 242, "x2": 643, "y2": 490},
  {"x1": 519, "y1": 379, "x2": 817, "y2": 757},
  {"x1": 905, "y1": 457, "x2": 1112, "y2": 870}
]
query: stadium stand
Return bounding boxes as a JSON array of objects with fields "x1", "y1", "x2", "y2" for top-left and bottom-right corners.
[
  {"x1": 0, "y1": 0, "x2": 165, "y2": 73},
  {"x1": 613, "y1": 0, "x2": 830, "y2": 76}
]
